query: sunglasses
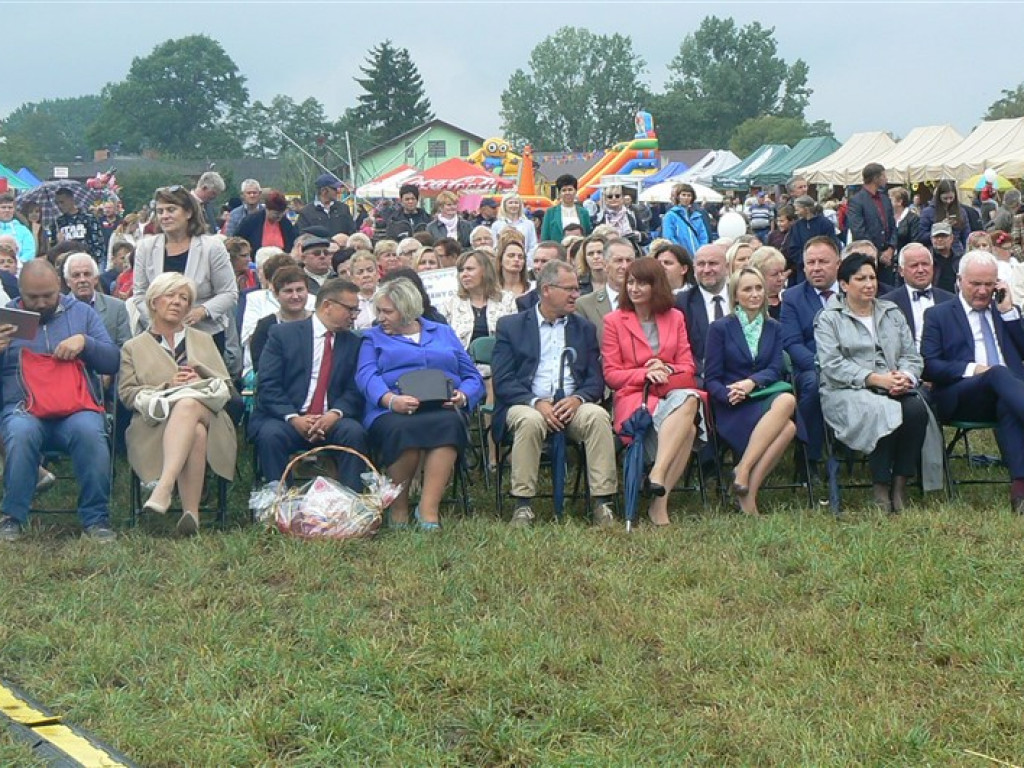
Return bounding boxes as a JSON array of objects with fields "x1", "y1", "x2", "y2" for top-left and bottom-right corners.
[
  {"x1": 157, "y1": 185, "x2": 185, "y2": 194},
  {"x1": 606, "y1": 194, "x2": 622, "y2": 199}
]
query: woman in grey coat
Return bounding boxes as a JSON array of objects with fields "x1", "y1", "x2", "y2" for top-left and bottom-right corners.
[{"x1": 814, "y1": 252, "x2": 937, "y2": 512}]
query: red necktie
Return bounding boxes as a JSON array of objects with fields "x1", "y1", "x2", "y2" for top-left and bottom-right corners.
[{"x1": 308, "y1": 331, "x2": 333, "y2": 415}]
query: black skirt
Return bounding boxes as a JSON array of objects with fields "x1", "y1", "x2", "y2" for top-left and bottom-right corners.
[{"x1": 370, "y1": 408, "x2": 469, "y2": 467}]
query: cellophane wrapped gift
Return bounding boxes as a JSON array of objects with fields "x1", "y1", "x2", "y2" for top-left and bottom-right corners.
[{"x1": 267, "y1": 470, "x2": 402, "y2": 540}]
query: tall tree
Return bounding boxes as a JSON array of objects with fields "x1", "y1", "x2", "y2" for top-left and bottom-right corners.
[
  {"x1": 728, "y1": 115, "x2": 833, "y2": 157},
  {"x1": 985, "y1": 84, "x2": 1024, "y2": 120},
  {"x1": 87, "y1": 35, "x2": 248, "y2": 158},
  {"x1": 654, "y1": 17, "x2": 811, "y2": 149},
  {"x1": 0, "y1": 96, "x2": 104, "y2": 165},
  {"x1": 349, "y1": 41, "x2": 433, "y2": 146},
  {"x1": 244, "y1": 95, "x2": 333, "y2": 158},
  {"x1": 500, "y1": 27, "x2": 650, "y2": 151}
]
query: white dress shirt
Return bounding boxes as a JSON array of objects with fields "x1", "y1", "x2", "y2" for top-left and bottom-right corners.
[
  {"x1": 530, "y1": 306, "x2": 577, "y2": 404},
  {"x1": 958, "y1": 295, "x2": 1020, "y2": 376},
  {"x1": 606, "y1": 285, "x2": 619, "y2": 312},
  {"x1": 698, "y1": 285, "x2": 730, "y2": 320},
  {"x1": 286, "y1": 314, "x2": 342, "y2": 419},
  {"x1": 905, "y1": 283, "x2": 935, "y2": 350}
]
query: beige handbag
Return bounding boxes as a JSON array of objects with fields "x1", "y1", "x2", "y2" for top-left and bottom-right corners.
[{"x1": 134, "y1": 378, "x2": 231, "y2": 426}]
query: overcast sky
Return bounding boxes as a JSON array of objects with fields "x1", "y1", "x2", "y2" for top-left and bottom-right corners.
[{"x1": 2, "y1": 2, "x2": 1020, "y2": 151}]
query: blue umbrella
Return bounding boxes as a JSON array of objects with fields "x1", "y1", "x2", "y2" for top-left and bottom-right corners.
[
  {"x1": 620, "y1": 382, "x2": 653, "y2": 531},
  {"x1": 548, "y1": 347, "x2": 576, "y2": 520}
]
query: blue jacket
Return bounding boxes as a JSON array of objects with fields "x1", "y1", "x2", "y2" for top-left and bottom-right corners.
[
  {"x1": 916, "y1": 203, "x2": 972, "y2": 250},
  {"x1": 248, "y1": 317, "x2": 364, "y2": 435},
  {"x1": 355, "y1": 318, "x2": 484, "y2": 429},
  {"x1": 0, "y1": 219, "x2": 36, "y2": 262},
  {"x1": 786, "y1": 214, "x2": 838, "y2": 269},
  {"x1": 0, "y1": 294, "x2": 119, "y2": 410},
  {"x1": 491, "y1": 307, "x2": 604, "y2": 445},
  {"x1": 662, "y1": 205, "x2": 709, "y2": 255},
  {"x1": 779, "y1": 281, "x2": 830, "y2": 375}
]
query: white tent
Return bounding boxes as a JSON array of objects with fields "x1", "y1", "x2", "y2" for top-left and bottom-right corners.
[
  {"x1": 871, "y1": 125, "x2": 964, "y2": 185},
  {"x1": 640, "y1": 180, "x2": 722, "y2": 204},
  {"x1": 675, "y1": 150, "x2": 741, "y2": 186},
  {"x1": 356, "y1": 165, "x2": 418, "y2": 198},
  {"x1": 904, "y1": 118, "x2": 1024, "y2": 182},
  {"x1": 796, "y1": 131, "x2": 897, "y2": 186}
]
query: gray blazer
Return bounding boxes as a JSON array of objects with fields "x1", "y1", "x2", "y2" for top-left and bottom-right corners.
[
  {"x1": 131, "y1": 234, "x2": 238, "y2": 335},
  {"x1": 574, "y1": 289, "x2": 613, "y2": 340},
  {"x1": 814, "y1": 297, "x2": 942, "y2": 490},
  {"x1": 93, "y1": 291, "x2": 132, "y2": 348}
]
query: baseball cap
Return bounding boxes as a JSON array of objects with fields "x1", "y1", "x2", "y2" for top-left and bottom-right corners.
[
  {"x1": 931, "y1": 221, "x2": 953, "y2": 237},
  {"x1": 315, "y1": 173, "x2": 343, "y2": 190}
]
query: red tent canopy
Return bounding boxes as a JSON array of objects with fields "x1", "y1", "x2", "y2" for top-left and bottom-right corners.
[
  {"x1": 404, "y1": 158, "x2": 513, "y2": 195},
  {"x1": 365, "y1": 164, "x2": 418, "y2": 184}
]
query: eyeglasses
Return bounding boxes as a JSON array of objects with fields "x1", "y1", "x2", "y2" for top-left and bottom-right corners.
[
  {"x1": 327, "y1": 299, "x2": 360, "y2": 314},
  {"x1": 548, "y1": 283, "x2": 581, "y2": 294}
]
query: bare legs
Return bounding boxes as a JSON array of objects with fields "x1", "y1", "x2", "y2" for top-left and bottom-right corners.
[
  {"x1": 145, "y1": 399, "x2": 212, "y2": 523},
  {"x1": 732, "y1": 393, "x2": 797, "y2": 515},
  {"x1": 647, "y1": 398, "x2": 700, "y2": 525},
  {"x1": 387, "y1": 446, "x2": 457, "y2": 525}
]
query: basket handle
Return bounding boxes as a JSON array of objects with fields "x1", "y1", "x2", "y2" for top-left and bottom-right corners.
[{"x1": 273, "y1": 444, "x2": 380, "y2": 505}]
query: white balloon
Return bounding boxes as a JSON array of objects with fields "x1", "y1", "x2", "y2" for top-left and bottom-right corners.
[
  {"x1": 717, "y1": 211, "x2": 748, "y2": 240},
  {"x1": 984, "y1": 168, "x2": 998, "y2": 184}
]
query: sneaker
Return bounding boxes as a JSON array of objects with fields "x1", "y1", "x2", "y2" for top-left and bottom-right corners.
[
  {"x1": 510, "y1": 505, "x2": 535, "y2": 527},
  {"x1": 82, "y1": 523, "x2": 117, "y2": 543},
  {"x1": 0, "y1": 515, "x2": 24, "y2": 543},
  {"x1": 591, "y1": 502, "x2": 616, "y2": 527}
]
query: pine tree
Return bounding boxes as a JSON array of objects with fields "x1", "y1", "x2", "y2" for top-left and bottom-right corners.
[{"x1": 350, "y1": 41, "x2": 434, "y2": 145}]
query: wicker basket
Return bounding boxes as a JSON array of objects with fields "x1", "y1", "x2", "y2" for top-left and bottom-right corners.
[{"x1": 271, "y1": 445, "x2": 384, "y2": 540}]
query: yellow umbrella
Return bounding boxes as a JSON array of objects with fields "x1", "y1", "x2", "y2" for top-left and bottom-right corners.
[{"x1": 959, "y1": 172, "x2": 1016, "y2": 191}]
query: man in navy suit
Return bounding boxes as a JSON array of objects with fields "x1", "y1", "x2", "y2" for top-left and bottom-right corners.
[
  {"x1": 492, "y1": 259, "x2": 618, "y2": 527},
  {"x1": 515, "y1": 241, "x2": 563, "y2": 312},
  {"x1": 881, "y1": 243, "x2": 955, "y2": 350},
  {"x1": 921, "y1": 250, "x2": 1024, "y2": 513},
  {"x1": 780, "y1": 235, "x2": 841, "y2": 464},
  {"x1": 847, "y1": 163, "x2": 898, "y2": 285},
  {"x1": 249, "y1": 278, "x2": 368, "y2": 489},
  {"x1": 674, "y1": 243, "x2": 729, "y2": 380}
]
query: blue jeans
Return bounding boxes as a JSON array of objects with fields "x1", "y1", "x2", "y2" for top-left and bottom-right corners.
[{"x1": 1, "y1": 407, "x2": 111, "y2": 527}]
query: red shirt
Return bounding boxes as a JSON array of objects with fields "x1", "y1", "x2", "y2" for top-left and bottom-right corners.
[{"x1": 262, "y1": 218, "x2": 284, "y2": 249}]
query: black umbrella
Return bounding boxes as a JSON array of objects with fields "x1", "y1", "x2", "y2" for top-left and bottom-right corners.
[
  {"x1": 620, "y1": 382, "x2": 653, "y2": 531},
  {"x1": 549, "y1": 346, "x2": 577, "y2": 520},
  {"x1": 17, "y1": 180, "x2": 101, "y2": 228}
]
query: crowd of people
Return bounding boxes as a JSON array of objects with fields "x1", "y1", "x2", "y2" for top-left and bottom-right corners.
[{"x1": 0, "y1": 157, "x2": 1023, "y2": 542}]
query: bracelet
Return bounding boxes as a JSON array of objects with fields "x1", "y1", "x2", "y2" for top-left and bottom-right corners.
[{"x1": 387, "y1": 396, "x2": 395, "y2": 412}]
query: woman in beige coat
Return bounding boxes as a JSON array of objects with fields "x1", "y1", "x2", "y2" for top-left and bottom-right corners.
[{"x1": 119, "y1": 273, "x2": 237, "y2": 535}]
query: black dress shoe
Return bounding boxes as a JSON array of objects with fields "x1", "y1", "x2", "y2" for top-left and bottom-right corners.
[
  {"x1": 730, "y1": 470, "x2": 749, "y2": 497},
  {"x1": 643, "y1": 478, "x2": 666, "y2": 497}
]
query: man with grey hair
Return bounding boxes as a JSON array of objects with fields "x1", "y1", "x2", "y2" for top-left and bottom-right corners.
[
  {"x1": 574, "y1": 237, "x2": 634, "y2": 339},
  {"x1": 990, "y1": 189, "x2": 1021, "y2": 235},
  {"x1": 881, "y1": 243, "x2": 954, "y2": 350},
  {"x1": 225, "y1": 179, "x2": 263, "y2": 237},
  {"x1": 492, "y1": 259, "x2": 618, "y2": 527},
  {"x1": 192, "y1": 171, "x2": 226, "y2": 234},
  {"x1": 787, "y1": 176, "x2": 808, "y2": 200},
  {"x1": 249, "y1": 277, "x2": 368, "y2": 489},
  {"x1": 923, "y1": 249, "x2": 1024, "y2": 513},
  {"x1": 63, "y1": 252, "x2": 131, "y2": 347}
]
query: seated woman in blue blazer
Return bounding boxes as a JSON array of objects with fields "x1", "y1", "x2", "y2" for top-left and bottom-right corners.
[
  {"x1": 356, "y1": 278, "x2": 484, "y2": 530},
  {"x1": 704, "y1": 266, "x2": 798, "y2": 515}
]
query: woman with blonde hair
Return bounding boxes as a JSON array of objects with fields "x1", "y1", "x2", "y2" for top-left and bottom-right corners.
[
  {"x1": 494, "y1": 229, "x2": 530, "y2": 297},
  {"x1": 750, "y1": 246, "x2": 789, "y2": 319},
  {"x1": 119, "y1": 273, "x2": 238, "y2": 535},
  {"x1": 374, "y1": 239, "x2": 403, "y2": 274},
  {"x1": 444, "y1": 249, "x2": 516, "y2": 351},
  {"x1": 349, "y1": 249, "x2": 379, "y2": 329},
  {"x1": 427, "y1": 190, "x2": 472, "y2": 247},
  {"x1": 413, "y1": 247, "x2": 441, "y2": 272},
  {"x1": 575, "y1": 233, "x2": 608, "y2": 295},
  {"x1": 491, "y1": 195, "x2": 537, "y2": 258},
  {"x1": 726, "y1": 240, "x2": 755, "y2": 273}
]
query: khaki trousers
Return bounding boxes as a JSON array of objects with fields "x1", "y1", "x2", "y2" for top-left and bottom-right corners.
[{"x1": 505, "y1": 403, "x2": 618, "y2": 499}]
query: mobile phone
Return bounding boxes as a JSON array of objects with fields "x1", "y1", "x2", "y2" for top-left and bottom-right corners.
[{"x1": 996, "y1": 288, "x2": 1007, "y2": 303}]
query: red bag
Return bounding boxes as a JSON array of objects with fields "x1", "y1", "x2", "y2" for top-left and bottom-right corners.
[{"x1": 20, "y1": 349, "x2": 103, "y2": 419}]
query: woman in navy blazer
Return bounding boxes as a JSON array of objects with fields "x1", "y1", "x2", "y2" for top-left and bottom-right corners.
[
  {"x1": 704, "y1": 266, "x2": 798, "y2": 515},
  {"x1": 356, "y1": 277, "x2": 484, "y2": 530}
]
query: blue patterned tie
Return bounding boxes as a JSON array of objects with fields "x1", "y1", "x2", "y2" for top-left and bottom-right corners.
[{"x1": 977, "y1": 310, "x2": 1000, "y2": 367}]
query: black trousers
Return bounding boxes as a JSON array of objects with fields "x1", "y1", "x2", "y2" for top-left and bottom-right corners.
[{"x1": 868, "y1": 394, "x2": 929, "y2": 483}]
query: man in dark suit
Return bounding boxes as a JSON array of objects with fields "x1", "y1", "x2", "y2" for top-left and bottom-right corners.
[
  {"x1": 847, "y1": 163, "x2": 898, "y2": 285},
  {"x1": 921, "y1": 250, "x2": 1024, "y2": 513},
  {"x1": 249, "y1": 278, "x2": 368, "y2": 489},
  {"x1": 492, "y1": 259, "x2": 618, "y2": 527},
  {"x1": 516, "y1": 241, "x2": 564, "y2": 312},
  {"x1": 780, "y1": 235, "x2": 842, "y2": 464},
  {"x1": 674, "y1": 243, "x2": 729, "y2": 380},
  {"x1": 881, "y1": 243, "x2": 955, "y2": 350},
  {"x1": 574, "y1": 238, "x2": 634, "y2": 340}
]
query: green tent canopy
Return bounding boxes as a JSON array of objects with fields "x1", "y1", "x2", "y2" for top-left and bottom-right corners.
[
  {"x1": 0, "y1": 162, "x2": 31, "y2": 191},
  {"x1": 747, "y1": 136, "x2": 842, "y2": 187},
  {"x1": 712, "y1": 144, "x2": 790, "y2": 190}
]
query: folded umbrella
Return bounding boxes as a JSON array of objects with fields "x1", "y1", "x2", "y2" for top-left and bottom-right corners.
[
  {"x1": 548, "y1": 346, "x2": 577, "y2": 520},
  {"x1": 620, "y1": 382, "x2": 653, "y2": 531}
]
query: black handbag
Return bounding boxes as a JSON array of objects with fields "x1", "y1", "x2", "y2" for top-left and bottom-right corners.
[{"x1": 397, "y1": 369, "x2": 453, "y2": 406}]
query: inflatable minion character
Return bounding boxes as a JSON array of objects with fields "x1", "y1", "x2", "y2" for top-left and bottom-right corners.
[{"x1": 468, "y1": 138, "x2": 522, "y2": 177}]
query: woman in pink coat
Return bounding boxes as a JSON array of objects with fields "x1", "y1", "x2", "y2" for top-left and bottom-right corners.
[{"x1": 602, "y1": 259, "x2": 707, "y2": 526}]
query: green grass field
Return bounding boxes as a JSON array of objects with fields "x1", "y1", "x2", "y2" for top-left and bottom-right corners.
[{"x1": 1, "y1": 454, "x2": 1023, "y2": 766}]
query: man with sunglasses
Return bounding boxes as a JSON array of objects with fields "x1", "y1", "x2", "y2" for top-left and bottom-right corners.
[
  {"x1": 250, "y1": 278, "x2": 369, "y2": 490},
  {"x1": 300, "y1": 236, "x2": 337, "y2": 296}
]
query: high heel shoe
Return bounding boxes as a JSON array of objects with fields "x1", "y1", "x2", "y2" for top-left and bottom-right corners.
[
  {"x1": 175, "y1": 510, "x2": 198, "y2": 537},
  {"x1": 143, "y1": 488, "x2": 171, "y2": 515},
  {"x1": 643, "y1": 477, "x2": 667, "y2": 497},
  {"x1": 414, "y1": 506, "x2": 441, "y2": 532},
  {"x1": 730, "y1": 470, "x2": 749, "y2": 497}
]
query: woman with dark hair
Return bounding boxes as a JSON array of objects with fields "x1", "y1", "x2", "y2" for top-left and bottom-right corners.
[
  {"x1": 815, "y1": 252, "x2": 936, "y2": 512},
  {"x1": 704, "y1": 266, "x2": 797, "y2": 514},
  {"x1": 132, "y1": 185, "x2": 238, "y2": 351},
  {"x1": 663, "y1": 183, "x2": 709, "y2": 255},
  {"x1": 17, "y1": 201, "x2": 49, "y2": 257},
  {"x1": 234, "y1": 190, "x2": 297, "y2": 253},
  {"x1": 540, "y1": 174, "x2": 593, "y2": 241},
  {"x1": 916, "y1": 179, "x2": 973, "y2": 249},
  {"x1": 601, "y1": 258, "x2": 704, "y2": 526},
  {"x1": 653, "y1": 243, "x2": 693, "y2": 294}
]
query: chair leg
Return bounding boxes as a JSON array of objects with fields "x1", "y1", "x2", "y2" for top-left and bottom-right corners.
[{"x1": 217, "y1": 477, "x2": 229, "y2": 529}]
